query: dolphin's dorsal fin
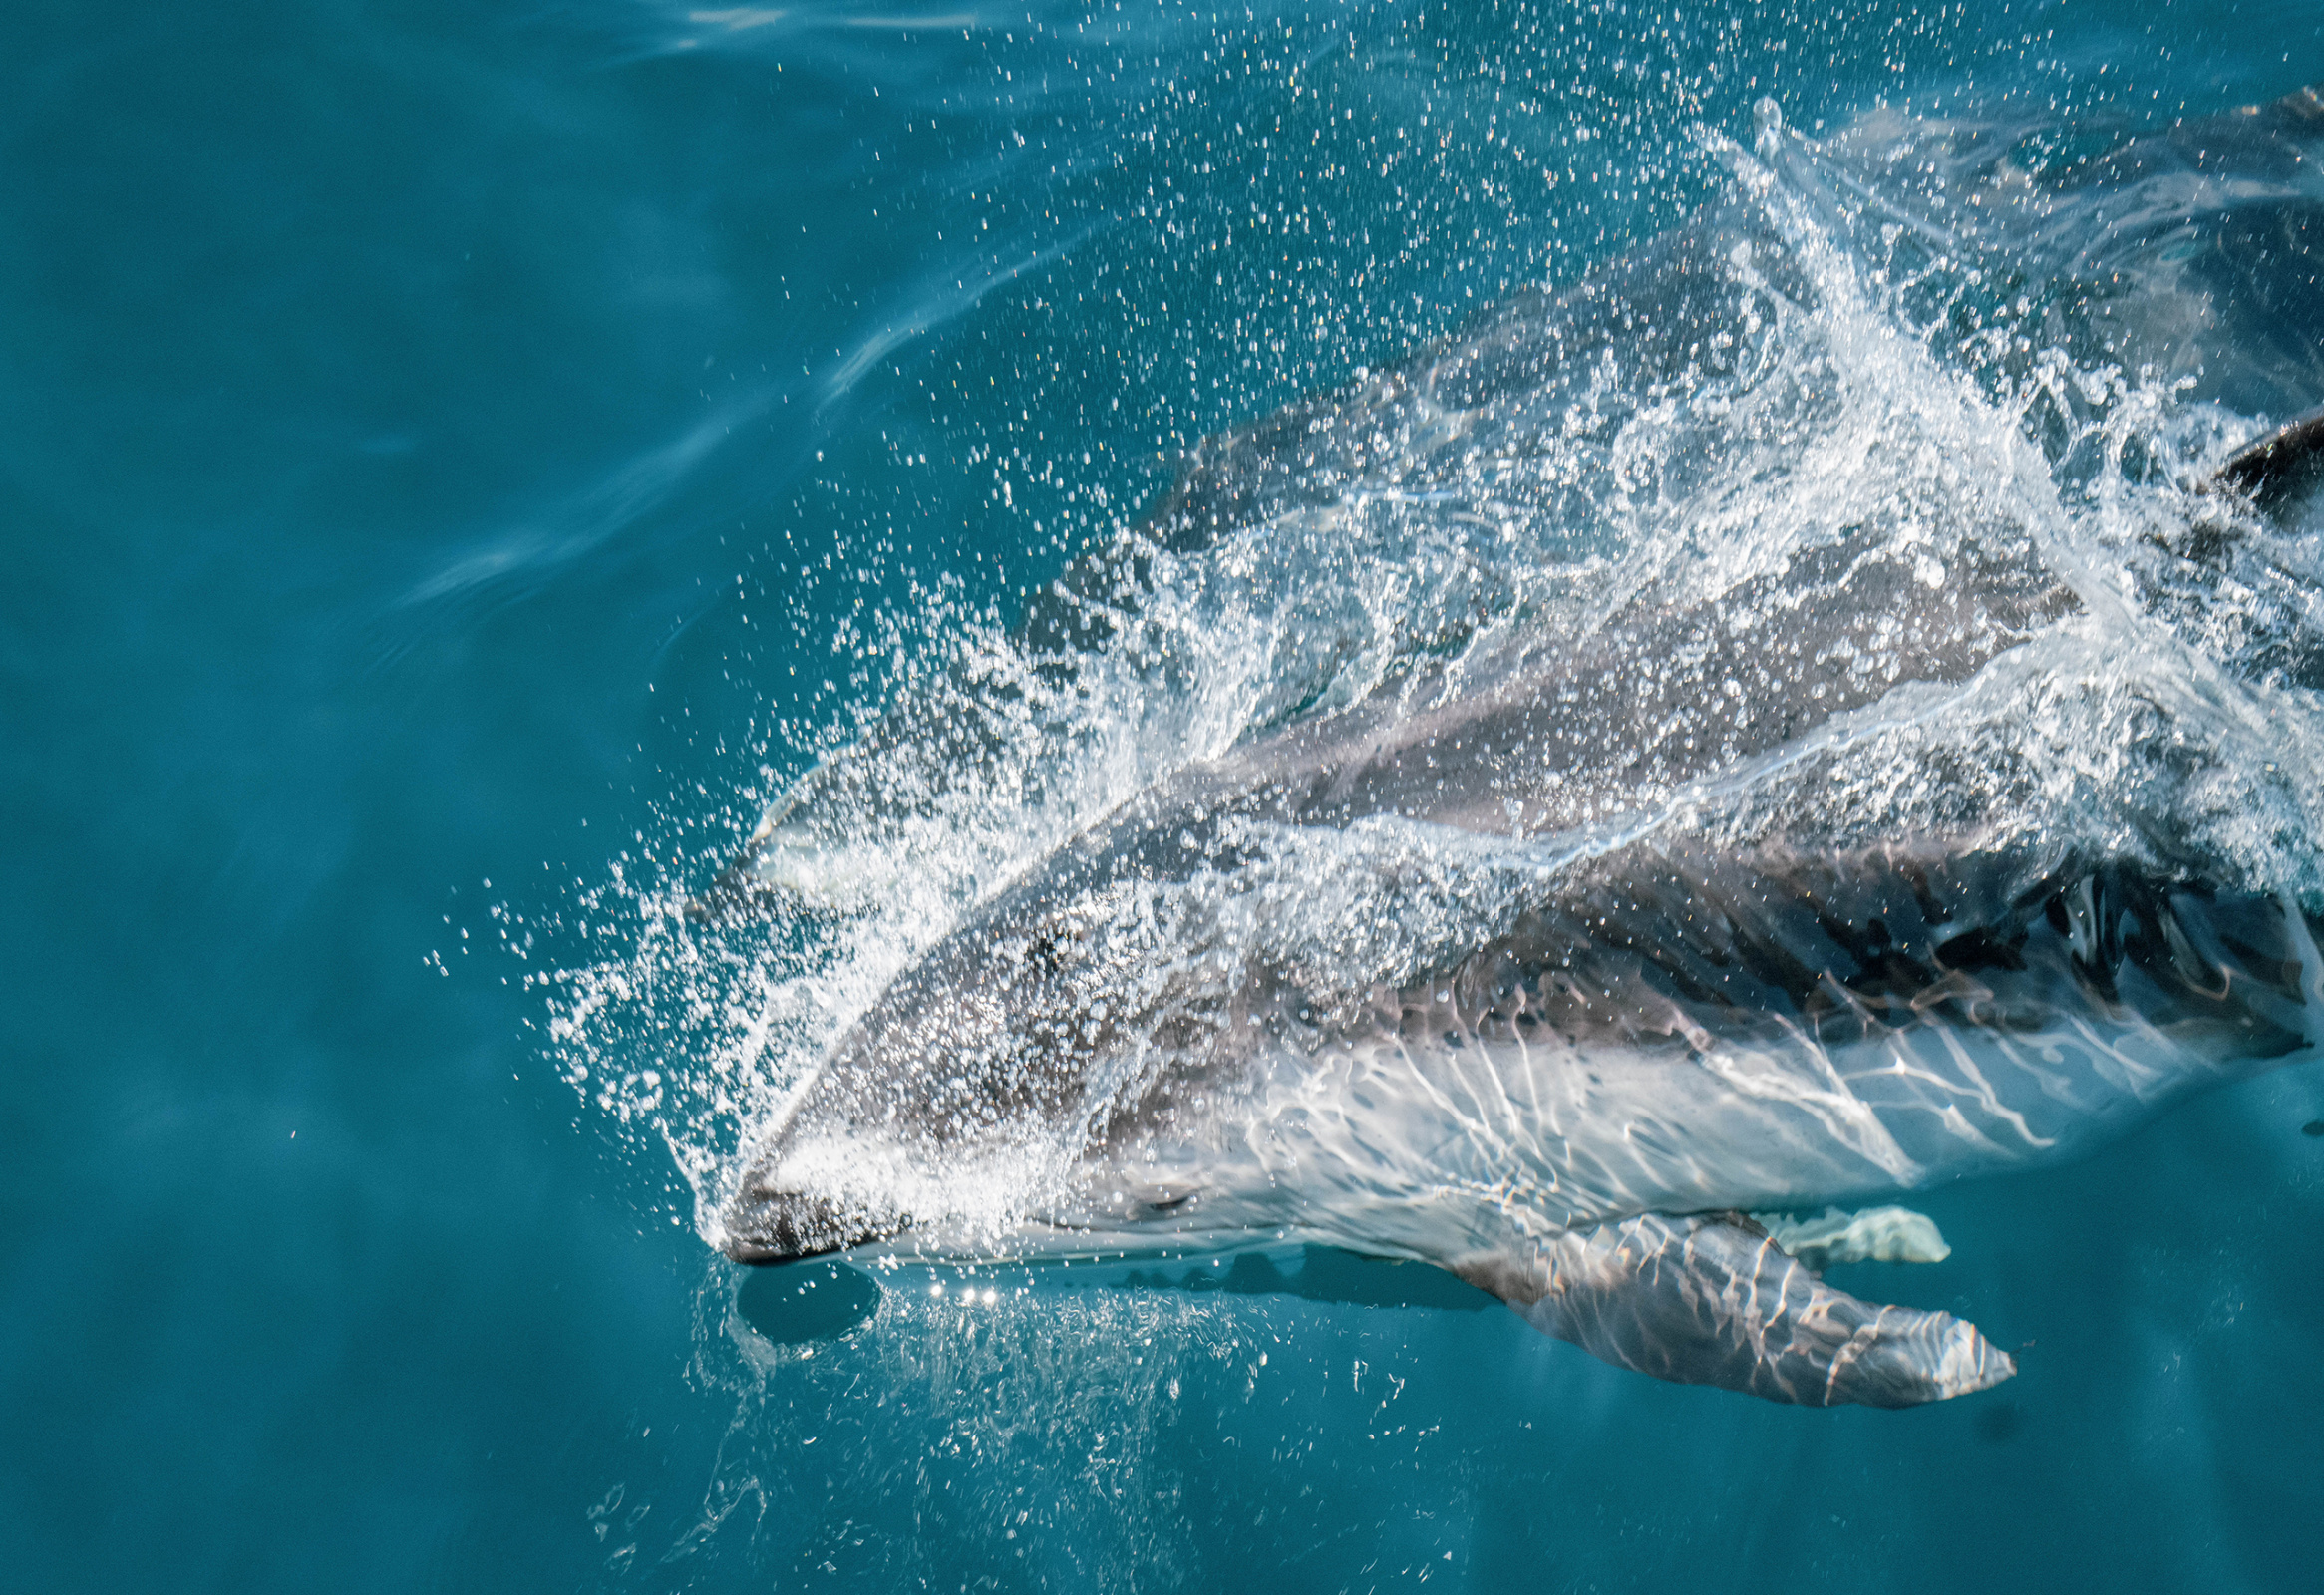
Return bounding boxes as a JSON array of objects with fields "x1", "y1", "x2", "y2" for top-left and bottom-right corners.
[
  {"x1": 2206, "y1": 405, "x2": 2324, "y2": 509},
  {"x1": 1453, "y1": 1212, "x2": 2013, "y2": 1407}
]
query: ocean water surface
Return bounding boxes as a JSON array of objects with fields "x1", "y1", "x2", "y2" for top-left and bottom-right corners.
[{"x1": 7, "y1": 2, "x2": 2324, "y2": 1590}]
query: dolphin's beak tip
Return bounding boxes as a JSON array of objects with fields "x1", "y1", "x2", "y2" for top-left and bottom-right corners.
[{"x1": 719, "y1": 1186, "x2": 902, "y2": 1266}]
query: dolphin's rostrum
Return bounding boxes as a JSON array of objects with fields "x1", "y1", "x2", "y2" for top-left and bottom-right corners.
[{"x1": 706, "y1": 85, "x2": 2324, "y2": 1407}]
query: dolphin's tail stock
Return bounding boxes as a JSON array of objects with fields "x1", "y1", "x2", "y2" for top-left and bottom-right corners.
[{"x1": 1455, "y1": 1213, "x2": 2014, "y2": 1408}]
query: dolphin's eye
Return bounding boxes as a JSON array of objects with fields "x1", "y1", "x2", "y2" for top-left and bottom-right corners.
[{"x1": 1027, "y1": 927, "x2": 1075, "y2": 976}]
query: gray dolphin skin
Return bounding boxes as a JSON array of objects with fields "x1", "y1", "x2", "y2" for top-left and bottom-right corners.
[{"x1": 708, "y1": 85, "x2": 2324, "y2": 1408}]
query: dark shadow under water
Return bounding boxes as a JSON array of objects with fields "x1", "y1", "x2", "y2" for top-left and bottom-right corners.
[
  {"x1": 737, "y1": 1244, "x2": 1498, "y2": 1346},
  {"x1": 1111, "y1": 1246, "x2": 1496, "y2": 1312}
]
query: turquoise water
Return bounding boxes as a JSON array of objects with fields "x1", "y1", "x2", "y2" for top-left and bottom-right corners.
[{"x1": 7, "y1": 2, "x2": 2324, "y2": 1590}]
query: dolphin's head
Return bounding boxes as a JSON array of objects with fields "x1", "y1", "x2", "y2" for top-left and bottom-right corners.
[{"x1": 713, "y1": 848, "x2": 1200, "y2": 1265}]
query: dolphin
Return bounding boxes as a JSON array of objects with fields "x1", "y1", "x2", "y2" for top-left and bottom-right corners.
[{"x1": 702, "y1": 86, "x2": 2324, "y2": 1407}]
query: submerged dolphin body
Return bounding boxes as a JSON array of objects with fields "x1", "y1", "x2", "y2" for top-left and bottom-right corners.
[{"x1": 707, "y1": 88, "x2": 2324, "y2": 1407}]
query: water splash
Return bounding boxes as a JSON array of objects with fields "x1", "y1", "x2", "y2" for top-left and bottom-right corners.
[{"x1": 542, "y1": 84, "x2": 2324, "y2": 1253}]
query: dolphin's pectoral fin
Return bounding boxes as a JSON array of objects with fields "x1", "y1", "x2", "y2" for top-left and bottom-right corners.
[{"x1": 1453, "y1": 1213, "x2": 2014, "y2": 1408}]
